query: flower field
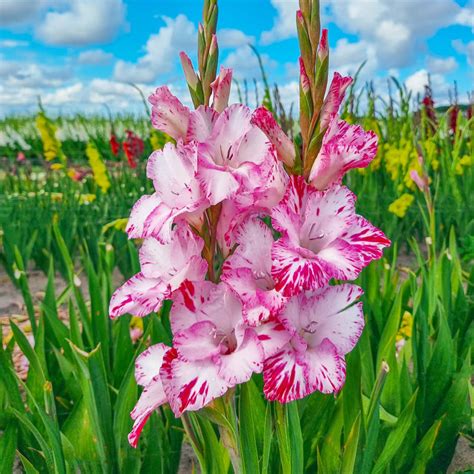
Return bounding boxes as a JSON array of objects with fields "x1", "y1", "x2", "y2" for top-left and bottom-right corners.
[{"x1": 0, "y1": 0, "x2": 473, "y2": 473}]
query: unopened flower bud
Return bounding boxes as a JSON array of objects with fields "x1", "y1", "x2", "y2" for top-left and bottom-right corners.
[
  {"x1": 211, "y1": 67, "x2": 232, "y2": 113},
  {"x1": 317, "y1": 29, "x2": 328, "y2": 62},
  {"x1": 299, "y1": 57, "x2": 311, "y2": 94},
  {"x1": 209, "y1": 34, "x2": 218, "y2": 57},
  {"x1": 180, "y1": 52, "x2": 199, "y2": 90},
  {"x1": 410, "y1": 169, "x2": 429, "y2": 192}
]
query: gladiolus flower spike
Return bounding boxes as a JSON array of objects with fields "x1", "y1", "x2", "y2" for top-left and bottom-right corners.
[{"x1": 110, "y1": 0, "x2": 390, "y2": 449}]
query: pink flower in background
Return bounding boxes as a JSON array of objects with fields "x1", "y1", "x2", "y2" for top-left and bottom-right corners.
[
  {"x1": 309, "y1": 119, "x2": 378, "y2": 190},
  {"x1": 17, "y1": 151, "x2": 26, "y2": 162},
  {"x1": 271, "y1": 176, "x2": 390, "y2": 296},
  {"x1": 263, "y1": 284, "x2": 364, "y2": 403},
  {"x1": 222, "y1": 217, "x2": 286, "y2": 325},
  {"x1": 162, "y1": 281, "x2": 264, "y2": 416},
  {"x1": 109, "y1": 225, "x2": 207, "y2": 318},
  {"x1": 410, "y1": 169, "x2": 429, "y2": 192}
]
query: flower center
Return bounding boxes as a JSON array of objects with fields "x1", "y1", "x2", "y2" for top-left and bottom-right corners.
[
  {"x1": 301, "y1": 222, "x2": 328, "y2": 253},
  {"x1": 253, "y1": 269, "x2": 275, "y2": 291},
  {"x1": 213, "y1": 329, "x2": 238, "y2": 355}
]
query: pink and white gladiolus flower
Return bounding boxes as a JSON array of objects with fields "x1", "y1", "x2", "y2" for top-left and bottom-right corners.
[
  {"x1": 126, "y1": 142, "x2": 208, "y2": 243},
  {"x1": 110, "y1": 10, "x2": 391, "y2": 450},
  {"x1": 162, "y1": 281, "x2": 265, "y2": 415},
  {"x1": 309, "y1": 118, "x2": 378, "y2": 190},
  {"x1": 222, "y1": 217, "x2": 286, "y2": 325},
  {"x1": 109, "y1": 224, "x2": 207, "y2": 318},
  {"x1": 263, "y1": 284, "x2": 364, "y2": 402},
  {"x1": 271, "y1": 176, "x2": 390, "y2": 296}
]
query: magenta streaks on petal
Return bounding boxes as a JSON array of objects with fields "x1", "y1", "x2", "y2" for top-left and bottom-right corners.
[{"x1": 149, "y1": 86, "x2": 190, "y2": 140}]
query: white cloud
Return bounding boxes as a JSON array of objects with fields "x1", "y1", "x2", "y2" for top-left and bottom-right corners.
[
  {"x1": 36, "y1": 0, "x2": 126, "y2": 46},
  {"x1": 42, "y1": 83, "x2": 85, "y2": 105},
  {"x1": 455, "y1": 5, "x2": 474, "y2": 28},
  {"x1": 330, "y1": 38, "x2": 378, "y2": 78},
  {"x1": 0, "y1": 0, "x2": 41, "y2": 25},
  {"x1": 452, "y1": 40, "x2": 474, "y2": 67},
  {"x1": 426, "y1": 56, "x2": 458, "y2": 74},
  {"x1": 326, "y1": 0, "x2": 472, "y2": 68},
  {"x1": 405, "y1": 68, "x2": 450, "y2": 101},
  {"x1": 0, "y1": 39, "x2": 29, "y2": 48},
  {"x1": 78, "y1": 49, "x2": 114, "y2": 65},
  {"x1": 113, "y1": 14, "x2": 196, "y2": 84},
  {"x1": 223, "y1": 46, "x2": 277, "y2": 80},
  {"x1": 260, "y1": 0, "x2": 298, "y2": 45},
  {"x1": 0, "y1": 58, "x2": 73, "y2": 88},
  {"x1": 218, "y1": 29, "x2": 255, "y2": 48}
]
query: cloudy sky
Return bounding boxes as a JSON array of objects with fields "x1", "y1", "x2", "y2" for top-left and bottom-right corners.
[{"x1": 0, "y1": 0, "x2": 472, "y2": 116}]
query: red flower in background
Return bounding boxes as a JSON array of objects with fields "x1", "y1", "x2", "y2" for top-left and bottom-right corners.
[
  {"x1": 448, "y1": 104, "x2": 459, "y2": 136},
  {"x1": 110, "y1": 134, "x2": 121, "y2": 156},
  {"x1": 422, "y1": 85, "x2": 437, "y2": 135},
  {"x1": 123, "y1": 130, "x2": 144, "y2": 169}
]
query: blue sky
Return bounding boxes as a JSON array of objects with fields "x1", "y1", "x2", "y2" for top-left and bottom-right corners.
[{"x1": 0, "y1": 0, "x2": 472, "y2": 115}]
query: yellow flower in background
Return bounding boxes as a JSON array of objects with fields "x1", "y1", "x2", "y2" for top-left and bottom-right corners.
[
  {"x1": 86, "y1": 141, "x2": 110, "y2": 194},
  {"x1": 51, "y1": 163, "x2": 64, "y2": 171},
  {"x1": 150, "y1": 129, "x2": 171, "y2": 150},
  {"x1": 388, "y1": 193, "x2": 414, "y2": 218},
  {"x1": 78, "y1": 193, "x2": 96, "y2": 205},
  {"x1": 50, "y1": 192, "x2": 63, "y2": 202},
  {"x1": 453, "y1": 155, "x2": 471, "y2": 175},
  {"x1": 101, "y1": 217, "x2": 128, "y2": 234},
  {"x1": 130, "y1": 316, "x2": 144, "y2": 331},
  {"x1": 384, "y1": 144, "x2": 400, "y2": 181},
  {"x1": 396, "y1": 311, "x2": 414, "y2": 342},
  {"x1": 36, "y1": 111, "x2": 66, "y2": 164}
]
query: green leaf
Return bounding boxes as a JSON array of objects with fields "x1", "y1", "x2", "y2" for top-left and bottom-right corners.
[
  {"x1": 287, "y1": 402, "x2": 304, "y2": 474},
  {"x1": 17, "y1": 451, "x2": 40, "y2": 474},
  {"x1": 372, "y1": 390, "x2": 418, "y2": 474},
  {"x1": 360, "y1": 362, "x2": 389, "y2": 473},
  {"x1": 15, "y1": 377, "x2": 65, "y2": 474},
  {"x1": 62, "y1": 397, "x2": 102, "y2": 469},
  {"x1": 421, "y1": 311, "x2": 454, "y2": 430},
  {"x1": 409, "y1": 418, "x2": 443, "y2": 474},
  {"x1": 319, "y1": 400, "x2": 343, "y2": 473},
  {"x1": 0, "y1": 341, "x2": 24, "y2": 411},
  {"x1": 261, "y1": 403, "x2": 274, "y2": 474},
  {"x1": 0, "y1": 423, "x2": 17, "y2": 474},
  {"x1": 343, "y1": 347, "x2": 363, "y2": 440},
  {"x1": 376, "y1": 281, "x2": 406, "y2": 368},
  {"x1": 13, "y1": 246, "x2": 36, "y2": 335},
  {"x1": 67, "y1": 342, "x2": 109, "y2": 472},
  {"x1": 341, "y1": 414, "x2": 361, "y2": 474},
  {"x1": 239, "y1": 383, "x2": 259, "y2": 474},
  {"x1": 11, "y1": 408, "x2": 57, "y2": 473}
]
